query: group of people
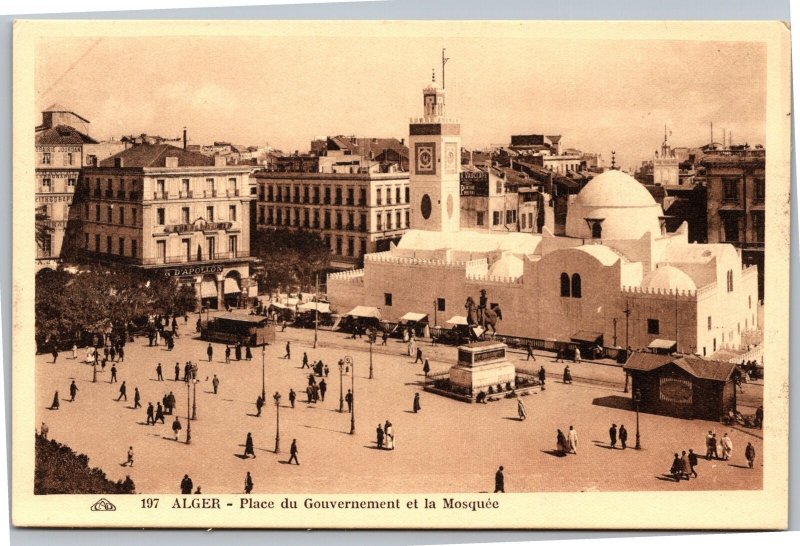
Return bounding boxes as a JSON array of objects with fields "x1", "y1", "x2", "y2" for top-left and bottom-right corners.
[
  {"x1": 223, "y1": 342, "x2": 251, "y2": 363},
  {"x1": 555, "y1": 425, "x2": 579, "y2": 455},
  {"x1": 375, "y1": 420, "x2": 395, "y2": 450}
]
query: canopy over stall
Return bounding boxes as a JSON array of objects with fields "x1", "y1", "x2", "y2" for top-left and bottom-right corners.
[
  {"x1": 346, "y1": 306, "x2": 382, "y2": 320},
  {"x1": 297, "y1": 301, "x2": 332, "y2": 314},
  {"x1": 648, "y1": 339, "x2": 678, "y2": 354},
  {"x1": 399, "y1": 312, "x2": 428, "y2": 324}
]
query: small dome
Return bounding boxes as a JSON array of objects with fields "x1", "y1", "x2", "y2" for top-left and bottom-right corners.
[
  {"x1": 488, "y1": 254, "x2": 524, "y2": 278},
  {"x1": 641, "y1": 266, "x2": 696, "y2": 292},
  {"x1": 576, "y1": 170, "x2": 656, "y2": 208}
]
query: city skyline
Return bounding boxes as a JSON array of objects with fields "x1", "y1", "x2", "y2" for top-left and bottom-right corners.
[{"x1": 36, "y1": 35, "x2": 766, "y2": 170}]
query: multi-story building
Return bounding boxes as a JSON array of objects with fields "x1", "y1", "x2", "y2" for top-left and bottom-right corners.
[
  {"x1": 76, "y1": 143, "x2": 255, "y2": 309},
  {"x1": 702, "y1": 145, "x2": 766, "y2": 298},
  {"x1": 35, "y1": 104, "x2": 124, "y2": 273},
  {"x1": 254, "y1": 170, "x2": 411, "y2": 269}
]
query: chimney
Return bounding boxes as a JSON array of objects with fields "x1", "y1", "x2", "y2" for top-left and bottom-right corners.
[{"x1": 183, "y1": 127, "x2": 188, "y2": 150}]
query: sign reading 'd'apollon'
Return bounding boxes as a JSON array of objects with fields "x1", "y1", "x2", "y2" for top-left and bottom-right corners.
[
  {"x1": 164, "y1": 221, "x2": 233, "y2": 234},
  {"x1": 164, "y1": 264, "x2": 224, "y2": 278}
]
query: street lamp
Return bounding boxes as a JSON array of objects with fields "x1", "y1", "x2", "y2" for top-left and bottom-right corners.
[
  {"x1": 338, "y1": 359, "x2": 344, "y2": 413},
  {"x1": 273, "y1": 391, "x2": 281, "y2": 453},
  {"x1": 634, "y1": 388, "x2": 642, "y2": 450},
  {"x1": 186, "y1": 380, "x2": 192, "y2": 445},
  {"x1": 368, "y1": 334, "x2": 374, "y2": 380},
  {"x1": 261, "y1": 344, "x2": 266, "y2": 401},
  {"x1": 345, "y1": 356, "x2": 355, "y2": 435},
  {"x1": 191, "y1": 378, "x2": 198, "y2": 420}
]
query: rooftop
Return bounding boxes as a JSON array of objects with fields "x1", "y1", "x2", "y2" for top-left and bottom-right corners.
[
  {"x1": 35, "y1": 124, "x2": 98, "y2": 146},
  {"x1": 98, "y1": 143, "x2": 216, "y2": 168}
]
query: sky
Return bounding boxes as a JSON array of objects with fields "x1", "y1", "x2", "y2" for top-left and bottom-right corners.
[{"x1": 35, "y1": 32, "x2": 767, "y2": 171}]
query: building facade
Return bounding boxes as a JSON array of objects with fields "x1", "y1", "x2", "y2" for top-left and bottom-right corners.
[
  {"x1": 76, "y1": 143, "x2": 254, "y2": 309},
  {"x1": 254, "y1": 171, "x2": 411, "y2": 269}
]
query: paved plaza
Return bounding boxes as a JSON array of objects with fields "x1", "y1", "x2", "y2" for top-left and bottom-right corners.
[{"x1": 36, "y1": 317, "x2": 763, "y2": 494}]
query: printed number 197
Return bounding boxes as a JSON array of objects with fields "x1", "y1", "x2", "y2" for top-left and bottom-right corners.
[{"x1": 141, "y1": 498, "x2": 159, "y2": 509}]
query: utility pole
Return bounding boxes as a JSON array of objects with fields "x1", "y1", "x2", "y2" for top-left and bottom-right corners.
[
  {"x1": 623, "y1": 300, "x2": 632, "y2": 393},
  {"x1": 186, "y1": 381, "x2": 191, "y2": 445},
  {"x1": 313, "y1": 273, "x2": 319, "y2": 349},
  {"x1": 346, "y1": 356, "x2": 355, "y2": 435}
]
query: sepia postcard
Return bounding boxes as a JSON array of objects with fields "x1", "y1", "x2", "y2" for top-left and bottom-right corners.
[{"x1": 11, "y1": 20, "x2": 791, "y2": 529}]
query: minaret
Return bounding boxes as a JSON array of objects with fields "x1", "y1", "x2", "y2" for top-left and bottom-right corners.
[
  {"x1": 653, "y1": 125, "x2": 679, "y2": 186},
  {"x1": 408, "y1": 68, "x2": 461, "y2": 232}
]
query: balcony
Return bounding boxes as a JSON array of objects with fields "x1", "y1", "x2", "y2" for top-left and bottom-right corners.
[
  {"x1": 226, "y1": 188, "x2": 241, "y2": 197},
  {"x1": 140, "y1": 249, "x2": 251, "y2": 266},
  {"x1": 204, "y1": 189, "x2": 218, "y2": 198},
  {"x1": 105, "y1": 190, "x2": 114, "y2": 198},
  {"x1": 179, "y1": 190, "x2": 194, "y2": 199},
  {"x1": 153, "y1": 191, "x2": 168, "y2": 200},
  {"x1": 116, "y1": 190, "x2": 126, "y2": 199},
  {"x1": 358, "y1": 199, "x2": 366, "y2": 206}
]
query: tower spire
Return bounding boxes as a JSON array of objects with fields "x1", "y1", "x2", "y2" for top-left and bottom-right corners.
[{"x1": 442, "y1": 48, "x2": 450, "y2": 89}]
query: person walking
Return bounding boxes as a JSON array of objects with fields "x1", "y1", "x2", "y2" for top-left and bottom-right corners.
[
  {"x1": 212, "y1": 375, "x2": 219, "y2": 394},
  {"x1": 567, "y1": 425, "x2": 578, "y2": 454},
  {"x1": 609, "y1": 424, "x2": 618, "y2": 449},
  {"x1": 255, "y1": 395, "x2": 264, "y2": 417},
  {"x1": 51, "y1": 347, "x2": 59, "y2": 364},
  {"x1": 40, "y1": 422, "x2": 49, "y2": 439},
  {"x1": 207, "y1": 343, "x2": 213, "y2": 362},
  {"x1": 123, "y1": 446, "x2": 134, "y2": 467},
  {"x1": 71, "y1": 344, "x2": 77, "y2": 360},
  {"x1": 243, "y1": 432, "x2": 256, "y2": 458},
  {"x1": 721, "y1": 433, "x2": 733, "y2": 461},
  {"x1": 110, "y1": 346, "x2": 117, "y2": 362},
  {"x1": 289, "y1": 388, "x2": 296, "y2": 408},
  {"x1": 284, "y1": 341, "x2": 291, "y2": 360},
  {"x1": 670, "y1": 453, "x2": 683, "y2": 481},
  {"x1": 174, "y1": 362, "x2": 180, "y2": 382},
  {"x1": 319, "y1": 379, "x2": 327, "y2": 402},
  {"x1": 180, "y1": 475, "x2": 193, "y2": 494},
  {"x1": 345, "y1": 389, "x2": 353, "y2": 413},
  {"x1": 525, "y1": 342, "x2": 536, "y2": 361},
  {"x1": 494, "y1": 466, "x2": 505, "y2": 493},
  {"x1": 117, "y1": 381, "x2": 127, "y2": 402},
  {"x1": 118, "y1": 345, "x2": 125, "y2": 363},
  {"x1": 235, "y1": 343, "x2": 242, "y2": 361},
  {"x1": 155, "y1": 402, "x2": 165, "y2": 424},
  {"x1": 538, "y1": 366, "x2": 546, "y2": 391},
  {"x1": 69, "y1": 380, "x2": 78, "y2": 402},
  {"x1": 688, "y1": 449, "x2": 699, "y2": 478},
  {"x1": 244, "y1": 472, "x2": 254, "y2": 494},
  {"x1": 324, "y1": 364, "x2": 330, "y2": 377},
  {"x1": 156, "y1": 363, "x2": 164, "y2": 381},
  {"x1": 755, "y1": 405, "x2": 763, "y2": 428},
  {"x1": 245, "y1": 345, "x2": 252, "y2": 361},
  {"x1": 563, "y1": 365, "x2": 572, "y2": 384},
  {"x1": 680, "y1": 451, "x2": 691, "y2": 480},
  {"x1": 146, "y1": 402, "x2": 155, "y2": 425},
  {"x1": 384, "y1": 421, "x2": 395, "y2": 450},
  {"x1": 381, "y1": 331, "x2": 388, "y2": 346},
  {"x1": 225, "y1": 346, "x2": 231, "y2": 363},
  {"x1": 516, "y1": 398, "x2": 526, "y2": 420},
  {"x1": 413, "y1": 393, "x2": 422, "y2": 414},
  {"x1": 415, "y1": 347, "x2": 423, "y2": 364},
  {"x1": 422, "y1": 359, "x2": 430, "y2": 378},
  {"x1": 705, "y1": 431, "x2": 716, "y2": 460},
  {"x1": 288, "y1": 439, "x2": 299, "y2": 465},
  {"x1": 376, "y1": 424, "x2": 385, "y2": 449},
  {"x1": 172, "y1": 417, "x2": 182, "y2": 440},
  {"x1": 50, "y1": 391, "x2": 60, "y2": 410},
  {"x1": 133, "y1": 387, "x2": 141, "y2": 409},
  {"x1": 302, "y1": 352, "x2": 309, "y2": 369},
  {"x1": 110, "y1": 364, "x2": 118, "y2": 384},
  {"x1": 619, "y1": 424, "x2": 628, "y2": 449},
  {"x1": 745, "y1": 442, "x2": 756, "y2": 468},
  {"x1": 712, "y1": 432, "x2": 720, "y2": 459}
]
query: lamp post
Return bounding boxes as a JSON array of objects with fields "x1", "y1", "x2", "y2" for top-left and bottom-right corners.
[
  {"x1": 261, "y1": 345, "x2": 266, "y2": 401},
  {"x1": 338, "y1": 359, "x2": 344, "y2": 413},
  {"x1": 345, "y1": 356, "x2": 355, "y2": 435},
  {"x1": 186, "y1": 380, "x2": 192, "y2": 445},
  {"x1": 273, "y1": 391, "x2": 281, "y2": 453},
  {"x1": 634, "y1": 388, "x2": 642, "y2": 450},
  {"x1": 313, "y1": 273, "x2": 319, "y2": 349},
  {"x1": 368, "y1": 334, "x2": 374, "y2": 380},
  {"x1": 191, "y1": 377, "x2": 198, "y2": 420}
]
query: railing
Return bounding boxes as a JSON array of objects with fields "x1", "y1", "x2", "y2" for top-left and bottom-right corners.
[
  {"x1": 204, "y1": 190, "x2": 218, "y2": 198},
  {"x1": 179, "y1": 190, "x2": 193, "y2": 199},
  {"x1": 116, "y1": 190, "x2": 126, "y2": 199},
  {"x1": 153, "y1": 191, "x2": 168, "y2": 200},
  {"x1": 105, "y1": 190, "x2": 114, "y2": 198},
  {"x1": 358, "y1": 199, "x2": 366, "y2": 206},
  {"x1": 140, "y1": 250, "x2": 251, "y2": 266}
]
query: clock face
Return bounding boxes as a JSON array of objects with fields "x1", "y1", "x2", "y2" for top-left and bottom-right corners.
[
  {"x1": 420, "y1": 194, "x2": 432, "y2": 220},
  {"x1": 415, "y1": 143, "x2": 436, "y2": 175}
]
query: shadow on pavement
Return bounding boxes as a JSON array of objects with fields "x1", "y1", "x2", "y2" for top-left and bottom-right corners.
[
  {"x1": 728, "y1": 463, "x2": 752, "y2": 469},
  {"x1": 592, "y1": 441, "x2": 613, "y2": 449},
  {"x1": 656, "y1": 474, "x2": 681, "y2": 482},
  {"x1": 502, "y1": 417, "x2": 524, "y2": 422},
  {"x1": 541, "y1": 450, "x2": 567, "y2": 458},
  {"x1": 591, "y1": 395, "x2": 633, "y2": 411}
]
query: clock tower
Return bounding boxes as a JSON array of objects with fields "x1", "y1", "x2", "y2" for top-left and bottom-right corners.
[{"x1": 408, "y1": 73, "x2": 461, "y2": 233}]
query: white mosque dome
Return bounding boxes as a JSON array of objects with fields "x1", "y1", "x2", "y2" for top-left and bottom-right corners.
[
  {"x1": 488, "y1": 254, "x2": 524, "y2": 278},
  {"x1": 641, "y1": 266, "x2": 697, "y2": 292},
  {"x1": 566, "y1": 169, "x2": 664, "y2": 240}
]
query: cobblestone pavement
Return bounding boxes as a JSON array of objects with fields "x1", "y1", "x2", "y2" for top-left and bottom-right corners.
[{"x1": 35, "y1": 319, "x2": 763, "y2": 494}]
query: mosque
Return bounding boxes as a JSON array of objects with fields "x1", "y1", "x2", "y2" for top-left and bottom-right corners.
[{"x1": 327, "y1": 78, "x2": 759, "y2": 358}]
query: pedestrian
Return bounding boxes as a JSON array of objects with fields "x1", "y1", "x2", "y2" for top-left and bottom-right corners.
[
  {"x1": 609, "y1": 423, "x2": 617, "y2": 449},
  {"x1": 134, "y1": 387, "x2": 141, "y2": 409},
  {"x1": 51, "y1": 347, "x2": 58, "y2": 363},
  {"x1": 155, "y1": 402, "x2": 165, "y2": 424},
  {"x1": 244, "y1": 471, "x2": 254, "y2": 494},
  {"x1": 324, "y1": 364, "x2": 329, "y2": 377},
  {"x1": 180, "y1": 474, "x2": 193, "y2": 494},
  {"x1": 225, "y1": 346, "x2": 231, "y2": 363},
  {"x1": 619, "y1": 424, "x2": 628, "y2": 449},
  {"x1": 40, "y1": 422, "x2": 49, "y2": 439},
  {"x1": 167, "y1": 391, "x2": 175, "y2": 415},
  {"x1": 284, "y1": 341, "x2": 291, "y2": 360},
  {"x1": 526, "y1": 342, "x2": 536, "y2": 361},
  {"x1": 104, "y1": 346, "x2": 109, "y2": 360},
  {"x1": 71, "y1": 344, "x2": 77, "y2": 360},
  {"x1": 574, "y1": 347, "x2": 582, "y2": 364},
  {"x1": 745, "y1": 442, "x2": 756, "y2": 468},
  {"x1": 422, "y1": 359, "x2": 430, "y2": 378},
  {"x1": 123, "y1": 446, "x2": 134, "y2": 467},
  {"x1": 680, "y1": 450, "x2": 691, "y2": 480},
  {"x1": 376, "y1": 424, "x2": 384, "y2": 449},
  {"x1": 670, "y1": 453, "x2": 683, "y2": 481},
  {"x1": 212, "y1": 374, "x2": 219, "y2": 394},
  {"x1": 516, "y1": 398, "x2": 526, "y2": 420},
  {"x1": 156, "y1": 363, "x2": 163, "y2": 381},
  {"x1": 306, "y1": 386, "x2": 313, "y2": 404},
  {"x1": 567, "y1": 425, "x2": 578, "y2": 454},
  {"x1": 172, "y1": 416, "x2": 182, "y2": 440},
  {"x1": 721, "y1": 432, "x2": 733, "y2": 461},
  {"x1": 381, "y1": 331, "x2": 388, "y2": 346},
  {"x1": 494, "y1": 466, "x2": 505, "y2": 493},
  {"x1": 302, "y1": 352, "x2": 309, "y2": 368},
  {"x1": 146, "y1": 402, "x2": 155, "y2": 425},
  {"x1": 705, "y1": 431, "x2": 715, "y2": 460},
  {"x1": 345, "y1": 389, "x2": 353, "y2": 413},
  {"x1": 207, "y1": 343, "x2": 213, "y2": 362},
  {"x1": 319, "y1": 379, "x2": 327, "y2": 402},
  {"x1": 110, "y1": 345, "x2": 116, "y2": 362},
  {"x1": 110, "y1": 364, "x2": 117, "y2": 383},
  {"x1": 69, "y1": 380, "x2": 78, "y2": 402},
  {"x1": 118, "y1": 345, "x2": 124, "y2": 362},
  {"x1": 255, "y1": 395, "x2": 264, "y2": 417},
  {"x1": 49, "y1": 391, "x2": 60, "y2": 410},
  {"x1": 384, "y1": 420, "x2": 395, "y2": 450},
  {"x1": 688, "y1": 449, "x2": 698, "y2": 478},
  {"x1": 245, "y1": 345, "x2": 252, "y2": 361},
  {"x1": 244, "y1": 432, "x2": 256, "y2": 458},
  {"x1": 415, "y1": 347, "x2": 423, "y2": 364},
  {"x1": 117, "y1": 381, "x2": 127, "y2": 401},
  {"x1": 538, "y1": 366, "x2": 546, "y2": 390},
  {"x1": 563, "y1": 365, "x2": 572, "y2": 384},
  {"x1": 289, "y1": 388, "x2": 296, "y2": 408},
  {"x1": 755, "y1": 405, "x2": 763, "y2": 428},
  {"x1": 174, "y1": 362, "x2": 180, "y2": 382},
  {"x1": 312, "y1": 384, "x2": 320, "y2": 403},
  {"x1": 712, "y1": 432, "x2": 720, "y2": 459},
  {"x1": 556, "y1": 429, "x2": 569, "y2": 455},
  {"x1": 554, "y1": 348, "x2": 563, "y2": 363},
  {"x1": 184, "y1": 363, "x2": 191, "y2": 382},
  {"x1": 235, "y1": 343, "x2": 242, "y2": 361},
  {"x1": 288, "y1": 439, "x2": 299, "y2": 465},
  {"x1": 413, "y1": 392, "x2": 422, "y2": 413}
]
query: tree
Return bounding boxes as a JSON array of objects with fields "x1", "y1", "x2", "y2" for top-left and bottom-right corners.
[
  {"x1": 251, "y1": 228, "x2": 331, "y2": 293},
  {"x1": 35, "y1": 205, "x2": 54, "y2": 253}
]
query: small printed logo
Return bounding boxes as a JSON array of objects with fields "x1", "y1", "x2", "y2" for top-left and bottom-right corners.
[{"x1": 90, "y1": 498, "x2": 117, "y2": 511}]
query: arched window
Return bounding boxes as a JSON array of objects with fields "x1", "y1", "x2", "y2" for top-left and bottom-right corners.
[
  {"x1": 591, "y1": 222, "x2": 602, "y2": 238},
  {"x1": 571, "y1": 274, "x2": 582, "y2": 298},
  {"x1": 560, "y1": 273, "x2": 570, "y2": 297}
]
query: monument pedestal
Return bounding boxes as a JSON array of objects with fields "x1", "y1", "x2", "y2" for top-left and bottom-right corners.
[{"x1": 449, "y1": 341, "x2": 516, "y2": 395}]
